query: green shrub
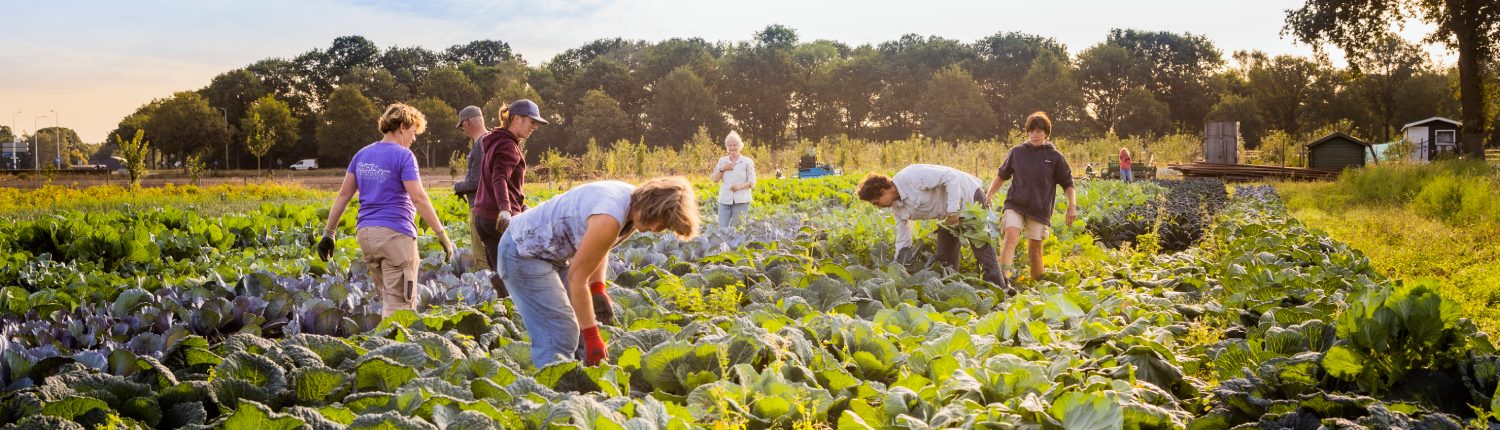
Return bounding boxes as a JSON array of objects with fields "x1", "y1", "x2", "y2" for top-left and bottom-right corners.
[{"x1": 1334, "y1": 160, "x2": 1497, "y2": 214}]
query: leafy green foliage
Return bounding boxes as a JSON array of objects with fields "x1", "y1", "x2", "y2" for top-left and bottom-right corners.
[{"x1": 2, "y1": 178, "x2": 1497, "y2": 429}]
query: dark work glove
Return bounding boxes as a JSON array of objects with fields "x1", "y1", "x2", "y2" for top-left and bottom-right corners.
[
  {"x1": 316, "y1": 236, "x2": 335, "y2": 261},
  {"x1": 590, "y1": 281, "x2": 615, "y2": 326}
]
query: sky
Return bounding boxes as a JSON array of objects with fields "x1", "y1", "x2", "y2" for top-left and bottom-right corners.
[{"x1": 0, "y1": 0, "x2": 1451, "y2": 144}]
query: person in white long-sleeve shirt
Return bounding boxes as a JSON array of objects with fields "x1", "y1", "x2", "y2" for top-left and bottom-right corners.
[
  {"x1": 857, "y1": 164, "x2": 1007, "y2": 289},
  {"x1": 709, "y1": 131, "x2": 756, "y2": 227}
]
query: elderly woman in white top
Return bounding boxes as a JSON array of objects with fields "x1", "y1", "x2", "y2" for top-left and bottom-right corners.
[{"x1": 709, "y1": 131, "x2": 756, "y2": 227}]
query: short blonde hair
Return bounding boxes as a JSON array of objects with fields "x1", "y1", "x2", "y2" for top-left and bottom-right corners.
[
  {"x1": 378, "y1": 103, "x2": 427, "y2": 134},
  {"x1": 631, "y1": 176, "x2": 700, "y2": 240}
]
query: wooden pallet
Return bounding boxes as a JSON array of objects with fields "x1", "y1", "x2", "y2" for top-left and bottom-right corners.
[{"x1": 1166, "y1": 162, "x2": 1339, "y2": 181}]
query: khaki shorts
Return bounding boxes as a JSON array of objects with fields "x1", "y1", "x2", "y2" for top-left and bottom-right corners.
[
  {"x1": 356, "y1": 226, "x2": 419, "y2": 317},
  {"x1": 1002, "y1": 209, "x2": 1050, "y2": 241}
]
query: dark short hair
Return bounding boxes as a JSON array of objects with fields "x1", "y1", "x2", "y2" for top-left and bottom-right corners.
[
  {"x1": 1025, "y1": 111, "x2": 1052, "y2": 136},
  {"x1": 857, "y1": 174, "x2": 895, "y2": 202}
]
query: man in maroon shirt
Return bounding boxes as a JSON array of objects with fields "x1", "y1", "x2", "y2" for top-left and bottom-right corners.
[{"x1": 473, "y1": 99, "x2": 547, "y2": 298}]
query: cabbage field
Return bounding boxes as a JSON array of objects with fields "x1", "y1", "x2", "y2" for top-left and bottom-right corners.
[{"x1": 0, "y1": 176, "x2": 1496, "y2": 429}]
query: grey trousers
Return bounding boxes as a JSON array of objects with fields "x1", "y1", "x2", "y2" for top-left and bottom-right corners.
[{"x1": 932, "y1": 189, "x2": 1005, "y2": 287}]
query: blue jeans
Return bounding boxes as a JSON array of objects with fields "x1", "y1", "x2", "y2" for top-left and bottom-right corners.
[
  {"x1": 1120, "y1": 167, "x2": 1133, "y2": 182},
  {"x1": 717, "y1": 202, "x2": 749, "y2": 227},
  {"x1": 496, "y1": 231, "x2": 581, "y2": 368}
]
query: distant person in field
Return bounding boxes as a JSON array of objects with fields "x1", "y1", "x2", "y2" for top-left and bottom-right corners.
[
  {"x1": 857, "y1": 164, "x2": 1007, "y2": 290},
  {"x1": 453, "y1": 105, "x2": 488, "y2": 204},
  {"x1": 452, "y1": 105, "x2": 490, "y2": 269},
  {"x1": 498, "y1": 177, "x2": 700, "y2": 367},
  {"x1": 474, "y1": 99, "x2": 546, "y2": 298},
  {"x1": 317, "y1": 103, "x2": 455, "y2": 317},
  {"x1": 709, "y1": 131, "x2": 756, "y2": 227},
  {"x1": 985, "y1": 111, "x2": 1077, "y2": 286},
  {"x1": 1119, "y1": 147, "x2": 1133, "y2": 182}
]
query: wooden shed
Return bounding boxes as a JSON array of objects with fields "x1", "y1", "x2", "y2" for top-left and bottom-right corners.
[
  {"x1": 1306, "y1": 132, "x2": 1374, "y2": 170},
  {"x1": 1400, "y1": 117, "x2": 1462, "y2": 161}
]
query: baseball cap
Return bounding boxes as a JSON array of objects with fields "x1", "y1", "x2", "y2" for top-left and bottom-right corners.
[
  {"x1": 457, "y1": 106, "x2": 482, "y2": 128},
  {"x1": 508, "y1": 99, "x2": 549, "y2": 125}
]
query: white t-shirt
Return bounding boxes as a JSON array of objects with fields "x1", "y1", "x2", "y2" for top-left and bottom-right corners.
[
  {"x1": 507, "y1": 181, "x2": 634, "y2": 264},
  {"x1": 714, "y1": 155, "x2": 756, "y2": 205},
  {"x1": 888, "y1": 164, "x2": 983, "y2": 252}
]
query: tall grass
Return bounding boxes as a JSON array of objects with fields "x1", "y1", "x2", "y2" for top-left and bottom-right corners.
[
  {"x1": 0, "y1": 183, "x2": 329, "y2": 219},
  {"x1": 553, "y1": 129, "x2": 1205, "y2": 181},
  {"x1": 1276, "y1": 160, "x2": 1500, "y2": 333},
  {"x1": 1325, "y1": 160, "x2": 1500, "y2": 226}
]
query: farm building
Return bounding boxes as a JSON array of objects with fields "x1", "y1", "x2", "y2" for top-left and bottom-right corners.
[
  {"x1": 1306, "y1": 132, "x2": 1374, "y2": 170},
  {"x1": 1401, "y1": 117, "x2": 1462, "y2": 162}
]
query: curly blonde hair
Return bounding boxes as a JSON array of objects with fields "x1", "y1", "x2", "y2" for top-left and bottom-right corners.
[{"x1": 378, "y1": 103, "x2": 427, "y2": 135}]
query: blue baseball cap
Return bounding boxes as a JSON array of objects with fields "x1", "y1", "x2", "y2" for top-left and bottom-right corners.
[{"x1": 508, "y1": 99, "x2": 549, "y2": 125}]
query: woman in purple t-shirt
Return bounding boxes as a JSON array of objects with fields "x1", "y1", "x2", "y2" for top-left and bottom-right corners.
[{"x1": 317, "y1": 103, "x2": 455, "y2": 317}]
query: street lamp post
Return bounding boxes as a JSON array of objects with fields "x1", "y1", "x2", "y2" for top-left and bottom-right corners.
[
  {"x1": 9, "y1": 111, "x2": 18, "y2": 169},
  {"x1": 217, "y1": 107, "x2": 228, "y2": 170},
  {"x1": 33, "y1": 115, "x2": 47, "y2": 170},
  {"x1": 50, "y1": 110, "x2": 60, "y2": 168}
]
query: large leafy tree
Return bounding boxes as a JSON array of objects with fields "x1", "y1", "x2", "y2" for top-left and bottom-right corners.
[
  {"x1": 870, "y1": 34, "x2": 975, "y2": 139},
  {"x1": 419, "y1": 67, "x2": 483, "y2": 111},
  {"x1": 969, "y1": 32, "x2": 1068, "y2": 132},
  {"x1": 199, "y1": 69, "x2": 268, "y2": 164},
  {"x1": 1345, "y1": 35, "x2": 1429, "y2": 142},
  {"x1": 720, "y1": 26, "x2": 803, "y2": 148},
  {"x1": 1076, "y1": 43, "x2": 1147, "y2": 134},
  {"x1": 1286, "y1": 0, "x2": 1499, "y2": 155},
  {"x1": 647, "y1": 67, "x2": 724, "y2": 148},
  {"x1": 571, "y1": 90, "x2": 634, "y2": 152},
  {"x1": 463, "y1": 59, "x2": 531, "y2": 103},
  {"x1": 1106, "y1": 29, "x2": 1224, "y2": 131},
  {"x1": 789, "y1": 40, "x2": 847, "y2": 142},
  {"x1": 1015, "y1": 50, "x2": 1085, "y2": 135},
  {"x1": 31, "y1": 127, "x2": 85, "y2": 168},
  {"x1": 147, "y1": 91, "x2": 231, "y2": 168},
  {"x1": 316, "y1": 85, "x2": 381, "y2": 165},
  {"x1": 241, "y1": 95, "x2": 299, "y2": 171},
  {"x1": 920, "y1": 65, "x2": 995, "y2": 141},
  {"x1": 1241, "y1": 51, "x2": 1337, "y2": 138},
  {"x1": 408, "y1": 97, "x2": 465, "y2": 167},
  {"x1": 340, "y1": 67, "x2": 409, "y2": 107},
  {"x1": 818, "y1": 46, "x2": 883, "y2": 139},
  {"x1": 380, "y1": 45, "x2": 442, "y2": 89},
  {"x1": 641, "y1": 38, "x2": 721, "y2": 88},
  {"x1": 443, "y1": 40, "x2": 516, "y2": 67},
  {"x1": 1114, "y1": 87, "x2": 1173, "y2": 139}
]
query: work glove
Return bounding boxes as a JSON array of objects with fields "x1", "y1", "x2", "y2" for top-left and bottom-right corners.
[
  {"x1": 581, "y1": 326, "x2": 608, "y2": 366},
  {"x1": 439, "y1": 236, "x2": 455, "y2": 262},
  {"x1": 454, "y1": 186, "x2": 471, "y2": 204},
  {"x1": 496, "y1": 211, "x2": 512, "y2": 233},
  {"x1": 316, "y1": 235, "x2": 335, "y2": 261},
  {"x1": 590, "y1": 281, "x2": 615, "y2": 326}
]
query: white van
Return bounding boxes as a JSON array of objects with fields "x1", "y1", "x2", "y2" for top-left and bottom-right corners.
[{"x1": 289, "y1": 159, "x2": 318, "y2": 171}]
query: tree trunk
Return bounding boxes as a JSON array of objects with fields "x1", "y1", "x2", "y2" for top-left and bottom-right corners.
[{"x1": 1454, "y1": 0, "x2": 1489, "y2": 157}]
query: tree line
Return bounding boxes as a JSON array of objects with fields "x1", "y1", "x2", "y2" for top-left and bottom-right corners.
[{"x1": 97, "y1": 11, "x2": 1495, "y2": 170}]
